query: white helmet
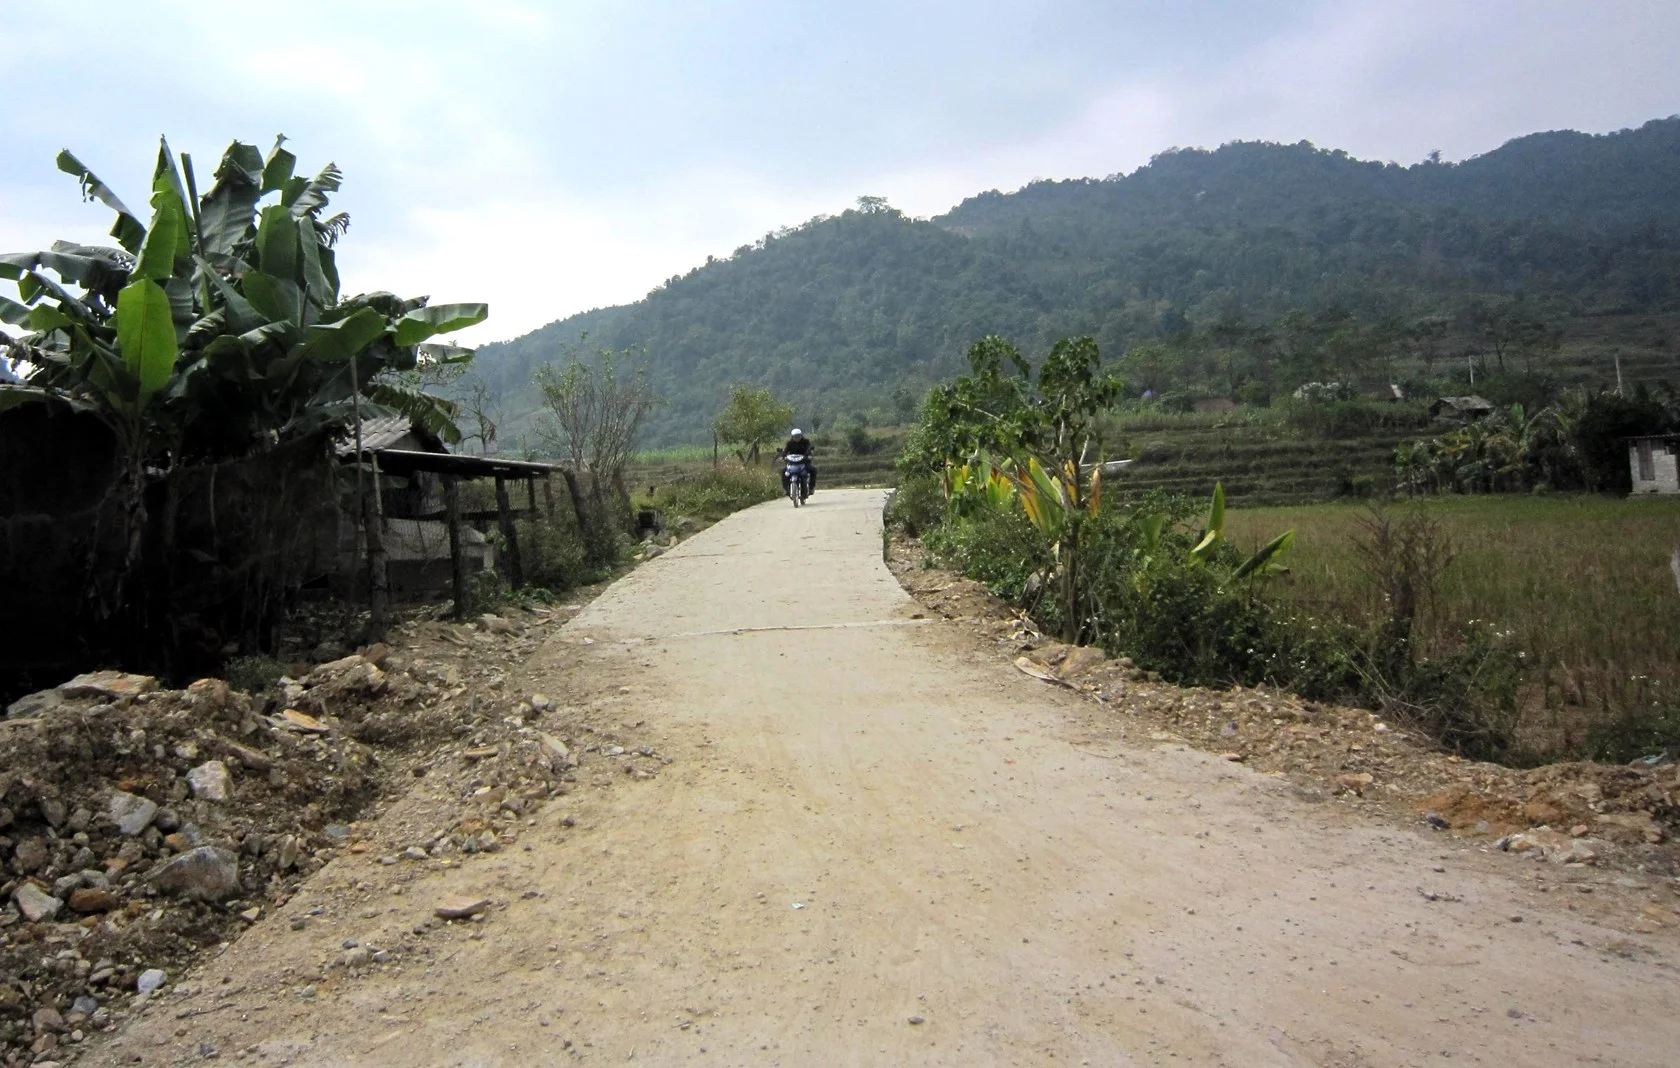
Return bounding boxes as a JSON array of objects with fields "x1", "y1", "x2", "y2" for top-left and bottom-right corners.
[{"x1": 791, "y1": 428, "x2": 803, "y2": 436}]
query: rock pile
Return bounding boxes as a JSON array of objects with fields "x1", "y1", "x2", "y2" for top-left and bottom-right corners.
[{"x1": 0, "y1": 603, "x2": 572, "y2": 1066}]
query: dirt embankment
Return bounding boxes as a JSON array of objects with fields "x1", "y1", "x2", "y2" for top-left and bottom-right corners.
[{"x1": 0, "y1": 597, "x2": 655, "y2": 1066}]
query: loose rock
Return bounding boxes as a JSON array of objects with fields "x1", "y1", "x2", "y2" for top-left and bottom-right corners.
[
  {"x1": 151, "y1": 846, "x2": 242, "y2": 901},
  {"x1": 435, "y1": 896, "x2": 491, "y2": 920},
  {"x1": 5, "y1": 688, "x2": 65, "y2": 719},
  {"x1": 107, "y1": 791, "x2": 159, "y2": 836},
  {"x1": 186, "y1": 760, "x2": 234, "y2": 802},
  {"x1": 13, "y1": 883, "x2": 63, "y2": 923},
  {"x1": 68, "y1": 888, "x2": 120, "y2": 913},
  {"x1": 57, "y1": 670, "x2": 157, "y2": 701},
  {"x1": 12, "y1": 837, "x2": 48, "y2": 873}
]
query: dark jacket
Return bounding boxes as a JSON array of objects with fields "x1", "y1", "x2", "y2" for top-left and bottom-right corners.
[{"x1": 781, "y1": 437, "x2": 814, "y2": 461}]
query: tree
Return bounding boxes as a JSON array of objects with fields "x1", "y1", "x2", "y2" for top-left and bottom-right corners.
[
  {"x1": 534, "y1": 346, "x2": 659, "y2": 555},
  {"x1": 712, "y1": 384, "x2": 794, "y2": 464},
  {"x1": 459, "y1": 375, "x2": 501, "y2": 455}
]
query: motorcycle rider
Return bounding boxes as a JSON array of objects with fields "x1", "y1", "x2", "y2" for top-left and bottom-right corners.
[{"x1": 777, "y1": 428, "x2": 816, "y2": 497}]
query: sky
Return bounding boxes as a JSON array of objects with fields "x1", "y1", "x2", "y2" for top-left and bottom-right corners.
[{"x1": 2, "y1": 0, "x2": 1677, "y2": 345}]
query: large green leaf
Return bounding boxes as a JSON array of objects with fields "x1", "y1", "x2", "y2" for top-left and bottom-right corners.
[
  {"x1": 134, "y1": 196, "x2": 185, "y2": 281},
  {"x1": 197, "y1": 141, "x2": 264, "y2": 257},
  {"x1": 28, "y1": 304, "x2": 75, "y2": 333},
  {"x1": 195, "y1": 256, "x2": 261, "y2": 333},
  {"x1": 56, "y1": 150, "x2": 146, "y2": 254},
  {"x1": 0, "y1": 385, "x2": 57, "y2": 413},
  {"x1": 242, "y1": 271, "x2": 301, "y2": 325},
  {"x1": 366, "y1": 379, "x2": 462, "y2": 443},
  {"x1": 0, "y1": 293, "x2": 30, "y2": 326},
  {"x1": 303, "y1": 307, "x2": 387, "y2": 361},
  {"x1": 4, "y1": 244, "x2": 129, "y2": 301},
  {"x1": 1189, "y1": 482, "x2": 1226, "y2": 562},
  {"x1": 0, "y1": 258, "x2": 93, "y2": 318},
  {"x1": 416, "y1": 342, "x2": 475, "y2": 364},
  {"x1": 393, "y1": 303, "x2": 489, "y2": 346},
  {"x1": 297, "y1": 217, "x2": 334, "y2": 307},
  {"x1": 150, "y1": 138, "x2": 191, "y2": 247},
  {"x1": 255, "y1": 204, "x2": 299, "y2": 281},
  {"x1": 114, "y1": 279, "x2": 178, "y2": 404},
  {"x1": 1230, "y1": 529, "x2": 1295, "y2": 582},
  {"x1": 261, "y1": 135, "x2": 297, "y2": 194}
]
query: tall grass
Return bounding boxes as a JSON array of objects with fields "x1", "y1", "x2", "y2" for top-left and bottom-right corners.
[
  {"x1": 634, "y1": 444, "x2": 717, "y2": 464},
  {"x1": 636, "y1": 467, "x2": 782, "y2": 522},
  {"x1": 1104, "y1": 406, "x2": 1286, "y2": 434},
  {"x1": 1226, "y1": 495, "x2": 1680, "y2": 757}
]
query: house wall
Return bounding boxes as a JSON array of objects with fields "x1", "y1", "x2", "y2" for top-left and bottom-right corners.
[{"x1": 1629, "y1": 440, "x2": 1680, "y2": 494}]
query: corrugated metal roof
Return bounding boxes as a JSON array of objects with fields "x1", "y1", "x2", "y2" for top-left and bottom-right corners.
[{"x1": 335, "y1": 416, "x2": 419, "y2": 456}]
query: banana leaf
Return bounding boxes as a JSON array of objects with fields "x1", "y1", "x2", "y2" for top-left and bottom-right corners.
[
  {"x1": 1230, "y1": 529, "x2": 1294, "y2": 582},
  {"x1": 56, "y1": 150, "x2": 145, "y2": 254}
]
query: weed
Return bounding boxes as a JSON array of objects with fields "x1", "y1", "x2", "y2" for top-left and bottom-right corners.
[
  {"x1": 222, "y1": 655, "x2": 288, "y2": 696},
  {"x1": 647, "y1": 467, "x2": 781, "y2": 522}
]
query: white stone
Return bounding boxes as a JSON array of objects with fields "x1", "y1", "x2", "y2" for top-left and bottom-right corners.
[{"x1": 186, "y1": 760, "x2": 233, "y2": 803}]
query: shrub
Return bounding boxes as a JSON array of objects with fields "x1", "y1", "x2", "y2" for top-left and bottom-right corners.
[
  {"x1": 884, "y1": 473, "x2": 945, "y2": 537},
  {"x1": 845, "y1": 423, "x2": 879, "y2": 456},
  {"x1": 1584, "y1": 702, "x2": 1680, "y2": 765},
  {"x1": 515, "y1": 515, "x2": 599, "y2": 591},
  {"x1": 923, "y1": 506, "x2": 1048, "y2": 603},
  {"x1": 1285, "y1": 398, "x2": 1432, "y2": 438},
  {"x1": 222, "y1": 655, "x2": 288, "y2": 696}
]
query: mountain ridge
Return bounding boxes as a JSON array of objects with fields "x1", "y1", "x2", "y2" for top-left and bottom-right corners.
[{"x1": 471, "y1": 116, "x2": 1680, "y2": 446}]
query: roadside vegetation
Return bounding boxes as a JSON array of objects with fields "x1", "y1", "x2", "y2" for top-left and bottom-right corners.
[
  {"x1": 1226, "y1": 496, "x2": 1680, "y2": 762},
  {"x1": 891, "y1": 334, "x2": 1680, "y2": 767}
]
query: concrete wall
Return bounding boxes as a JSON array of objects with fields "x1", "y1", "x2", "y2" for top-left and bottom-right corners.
[{"x1": 1629, "y1": 440, "x2": 1680, "y2": 494}]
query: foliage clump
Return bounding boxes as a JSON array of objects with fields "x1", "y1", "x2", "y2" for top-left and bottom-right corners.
[{"x1": 892, "y1": 334, "x2": 1557, "y2": 764}]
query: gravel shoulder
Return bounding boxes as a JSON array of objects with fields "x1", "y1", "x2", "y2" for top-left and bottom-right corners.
[{"x1": 81, "y1": 489, "x2": 1680, "y2": 1066}]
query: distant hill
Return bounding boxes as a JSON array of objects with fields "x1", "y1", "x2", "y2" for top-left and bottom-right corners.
[{"x1": 472, "y1": 117, "x2": 1680, "y2": 447}]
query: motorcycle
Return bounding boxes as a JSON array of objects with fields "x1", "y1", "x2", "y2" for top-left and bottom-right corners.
[{"x1": 783, "y1": 454, "x2": 810, "y2": 507}]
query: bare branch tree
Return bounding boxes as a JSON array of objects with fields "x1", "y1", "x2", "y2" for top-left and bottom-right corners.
[
  {"x1": 533, "y1": 345, "x2": 659, "y2": 558},
  {"x1": 460, "y1": 377, "x2": 501, "y2": 456}
]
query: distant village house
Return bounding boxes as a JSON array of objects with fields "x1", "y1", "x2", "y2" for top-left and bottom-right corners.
[
  {"x1": 1429, "y1": 395, "x2": 1496, "y2": 420},
  {"x1": 1628, "y1": 434, "x2": 1680, "y2": 495}
]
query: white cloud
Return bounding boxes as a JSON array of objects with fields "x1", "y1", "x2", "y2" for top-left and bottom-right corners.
[{"x1": 3, "y1": 1, "x2": 1676, "y2": 348}]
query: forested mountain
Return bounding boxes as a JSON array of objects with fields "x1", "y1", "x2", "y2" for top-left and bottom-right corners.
[{"x1": 473, "y1": 117, "x2": 1680, "y2": 446}]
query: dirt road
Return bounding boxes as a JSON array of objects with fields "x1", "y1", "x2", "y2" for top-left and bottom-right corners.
[{"x1": 90, "y1": 490, "x2": 1679, "y2": 1066}]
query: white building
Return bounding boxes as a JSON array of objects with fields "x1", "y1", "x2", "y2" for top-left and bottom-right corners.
[{"x1": 1629, "y1": 435, "x2": 1680, "y2": 495}]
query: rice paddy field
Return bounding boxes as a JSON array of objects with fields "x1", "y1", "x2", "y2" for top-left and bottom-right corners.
[{"x1": 1226, "y1": 495, "x2": 1680, "y2": 755}]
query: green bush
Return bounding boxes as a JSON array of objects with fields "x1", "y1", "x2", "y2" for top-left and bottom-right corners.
[
  {"x1": 923, "y1": 506, "x2": 1048, "y2": 603},
  {"x1": 1582, "y1": 702, "x2": 1680, "y2": 764},
  {"x1": 884, "y1": 472, "x2": 945, "y2": 537},
  {"x1": 845, "y1": 423, "x2": 879, "y2": 455}
]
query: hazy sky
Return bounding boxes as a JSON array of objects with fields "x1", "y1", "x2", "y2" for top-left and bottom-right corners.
[{"x1": 3, "y1": 0, "x2": 1677, "y2": 343}]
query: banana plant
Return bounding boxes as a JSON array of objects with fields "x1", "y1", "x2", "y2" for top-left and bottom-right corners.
[
  {"x1": 3, "y1": 136, "x2": 485, "y2": 455},
  {"x1": 1136, "y1": 481, "x2": 1294, "y2": 585},
  {"x1": 943, "y1": 454, "x2": 1016, "y2": 517},
  {"x1": 1, "y1": 135, "x2": 487, "y2": 618}
]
